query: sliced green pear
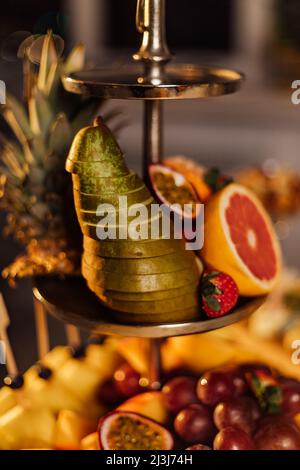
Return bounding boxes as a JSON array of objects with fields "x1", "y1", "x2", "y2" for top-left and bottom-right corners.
[
  {"x1": 103, "y1": 293, "x2": 198, "y2": 314},
  {"x1": 82, "y1": 250, "x2": 198, "y2": 275},
  {"x1": 74, "y1": 185, "x2": 151, "y2": 206},
  {"x1": 80, "y1": 209, "x2": 172, "y2": 241},
  {"x1": 66, "y1": 159, "x2": 129, "y2": 178},
  {"x1": 83, "y1": 236, "x2": 186, "y2": 259},
  {"x1": 72, "y1": 171, "x2": 142, "y2": 194},
  {"x1": 103, "y1": 284, "x2": 198, "y2": 301},
  {"x1": 82, "y1": 265, "x2": 199, "y2": 293}
]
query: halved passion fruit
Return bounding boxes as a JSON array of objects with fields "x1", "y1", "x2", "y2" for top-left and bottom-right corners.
[
  {"x1": 98, "y1": 411, "x2": 174, "y2": 450},
  {"x1": 148, "y1": 164, "x2": 200, "y2": 220}
]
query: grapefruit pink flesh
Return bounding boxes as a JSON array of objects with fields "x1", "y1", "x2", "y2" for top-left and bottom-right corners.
[
  {"x1": 201, "y1": 184, "x2": 281, "y2": 296},
  {"x1": 225, "y1": 192, "x2": 277, "y2": 282}
]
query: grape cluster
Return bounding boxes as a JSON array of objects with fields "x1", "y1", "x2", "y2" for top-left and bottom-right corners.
[{"x1": 162, "y1": 364, "x2": 300, "y2": 450}]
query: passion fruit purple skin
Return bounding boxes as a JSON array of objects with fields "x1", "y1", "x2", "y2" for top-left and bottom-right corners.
[
  {"x1": 186, "y1": 444, "x2": 212, "y2": 450},
  {"x1": 98, "y1": 411, "x2": 174, "y2": 451},
  {"x1": 148, "y1": 163, "x2": 200, "y2": 221}
]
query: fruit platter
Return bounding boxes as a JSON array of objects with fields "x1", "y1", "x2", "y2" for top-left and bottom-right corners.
[{"x1": 0, "y1": 0, "x2": 298, "y2": 455}]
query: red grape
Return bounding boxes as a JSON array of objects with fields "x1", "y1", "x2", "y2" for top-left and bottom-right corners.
[
  {"x1": 240, "y1": 396, "x2": 262, "y2": 423},
  {"x1": 238, "y1": 363, "x2": 273, "y2": 376},
  {"x1": 98, "y1": 379, "x2": 123, "y2": 406},
  {"x1": 282, "y1": 383, "x2": 300, "y2": 416},
  {"x1": 222, "y1": 365, "x2": 249, "y2": 397},
  {"x1": 213, "y1": 398, "x2": 255, "y2": 434},
  {"x1": 113, "y1": 363, "x2": 144, "y2": 398},
  {"x1": 186, "y1": 444, "x2": 211, "y2": 450},
  {"x1": 174, "y1": 403, "x2": 216, "y2": 445},
  {"x1": 162, "y1": 376, "x2": 198, "y2": 414},
  {"x1": 254, "y1": 419, "x2": 300, "y2": 450},
  {"x1": 214, "y1": 426, "x2": 255, "y2": 450},
  {"x1": 197, "y1": 371, "x2": 235, "y2": 406}
]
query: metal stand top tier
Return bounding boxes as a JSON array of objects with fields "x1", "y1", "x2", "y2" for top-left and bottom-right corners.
[
  {"x1": 63, "y1": 0, "x2": 244, "y2": 176},
  {"x1": 33, "y1": 0, "x2": 259, "y2": 342}
]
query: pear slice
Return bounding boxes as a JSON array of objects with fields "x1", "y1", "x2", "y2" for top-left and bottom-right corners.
[
  {"x1": 75, "y1": 193, "x2": 154, "y2": 218},
  {"x1": 83, "y1": 236, "x2": 185, "y2": 259},
  {"x1": 66, "y1": 159, "x2": 129, "y2": 178},
  {"x1": 103, "y1": 292, "x2": 198, "y2": 314},
  {"x1": 83, "y1": 265, "x2": 199, "y2": 293},
  {"x1": 73, "y1": 184, "x2": 151, "y2": 208},
  {"x1": 103, "y1": 284, "x2": 198, "y2": 301},
  {"x1": 72, "y1": 171, "x2": 142, "y2": 194},
  {"x1": 82, "y1": 250, "x2": 198, "y2": 275}
]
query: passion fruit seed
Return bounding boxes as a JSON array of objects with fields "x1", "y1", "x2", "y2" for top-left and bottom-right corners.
[
  {"x1": 152, "y1": 171, "x2": 198, "y2": 216},
  {"x1": 107, "y1": 416, "x2": 167, "y2": 450}
]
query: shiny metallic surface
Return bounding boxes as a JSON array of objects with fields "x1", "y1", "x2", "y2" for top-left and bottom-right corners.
[
  {"x1": 63, "y1": 64, "x2": 244, "y2": 101},
  {"x1": 144, "y1": 100, "x2": 162, "y2": 175},
  {"x1": 33, "y1": 277, "x2": 266, "y2": 339},
  {"x1": 133, "y1": 0, "x2": 172, "y2": 67}
]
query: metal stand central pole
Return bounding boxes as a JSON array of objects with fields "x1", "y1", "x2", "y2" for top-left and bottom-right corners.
[
  {"x1": 143, "y1": 100, "x2": 163, "y2": 178},
  {"x1": 148, "y1": 338, "x2": 163, "y2": 390},
  {"x1": 134, "y1": 0, "x2": 172, "y2": 389}
]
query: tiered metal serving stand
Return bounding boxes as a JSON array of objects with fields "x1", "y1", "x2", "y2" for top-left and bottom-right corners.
[{"x1": 33, "y1": 0, "x2": 266, "y2": 388}]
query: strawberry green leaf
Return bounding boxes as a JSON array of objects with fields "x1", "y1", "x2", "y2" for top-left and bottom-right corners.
[{"x1": 205, "y1": 296, "x2": 221, "y2": 312}]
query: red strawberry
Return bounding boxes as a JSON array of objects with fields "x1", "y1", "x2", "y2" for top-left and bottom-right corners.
[{"x1": 201, "y1": 271, "x2": 239, "y2": 318}]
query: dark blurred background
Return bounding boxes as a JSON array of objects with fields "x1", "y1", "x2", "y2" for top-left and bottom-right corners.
[{"x1": 1, "y1": 0, "x2": 300, "y2": 374}]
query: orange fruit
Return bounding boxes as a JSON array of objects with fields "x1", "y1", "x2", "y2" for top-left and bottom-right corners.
[
  {"x1": 164, "y1": 156, "x2": 212, "y2": 202},
  {"x1": 201, "y1": 183, "x2": 281, "y2": 296}
]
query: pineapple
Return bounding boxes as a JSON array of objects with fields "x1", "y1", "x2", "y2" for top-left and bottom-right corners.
[{"x1": 0, "y1": 31, "x2": 112, "y2": 281}]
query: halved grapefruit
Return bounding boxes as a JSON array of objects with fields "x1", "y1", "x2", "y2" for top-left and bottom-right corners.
[{"x1": 201, "y1": 183, "x2": 281, "y2": 296}]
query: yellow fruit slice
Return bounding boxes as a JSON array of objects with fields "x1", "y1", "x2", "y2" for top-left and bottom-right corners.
[
  {"x1": 118, "y1": 392, "x2": 168, "y2": 424},
  {"x1": 201, "y1": 183, "x2": 281, "y2": 295}
]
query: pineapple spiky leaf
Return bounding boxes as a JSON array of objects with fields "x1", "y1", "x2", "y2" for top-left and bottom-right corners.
[
  {"x1": 49, "y1": 113, "x2": 73, "y2": 155},
  {"x1": 2, "y1": 94, "x2": 34, "y2": 144},
  {"x1": 37, "y1": 30, "x2": 59, "y2": 93},
  {"x1": 29, "y1": 89, "x2": 54, "y2": 137},
  {"x1": 64, "y1": 43, "x2": 85, "y2": 74}
]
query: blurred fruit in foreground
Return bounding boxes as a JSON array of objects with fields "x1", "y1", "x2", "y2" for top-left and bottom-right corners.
[
  {"x1": 201, "y1": 183, "x2": 281, "y2": 296},
  {"x1": 282, "y1": 383, "x2": 300, "y2": 416},
  {"x1": 113, "y1": 363, "x2": 144, "y2": 399},
  {"x1": 213, "y1": 427, "x2": 255, "y2": 450},
  {"x1": 201, "y1": 271, "x2": 239, "y2": 318},
  {"x1": 236, "y1": 165, "x2": 300, "y2": 217},
  {"x1": 197, "y1": 371, "x2": 235, "y2": 407},
  {"x1": 98, "y1": 379, "x2": 122, "y2": 407},
  {"x1": 80, "y1": 432, "x2": 99, "y2": 450},
  {"x1": 54, "y1": 410, "x2": 96, "y2": 450},
  {"x1": 162, "y1": 376, "x2": 198, "y2": 414},
  {"x1": 254, "y1": 419, "x2": 300, "y2": 450},
  {"x1": 118, "y1": 392, "x2": 168, "y2": 424},
  {"x1": 213, "y1": 398, "x2": 255, "y2": 435},
  {"x1": 174, "y1": 404, "x2": 216, "y2": 445},
  {"x1": 98, "y1": 411, "x2": 174, "y2": 450},
  {"x1": 165, "y1": 332, "x2": 256, "y2": 374}
]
